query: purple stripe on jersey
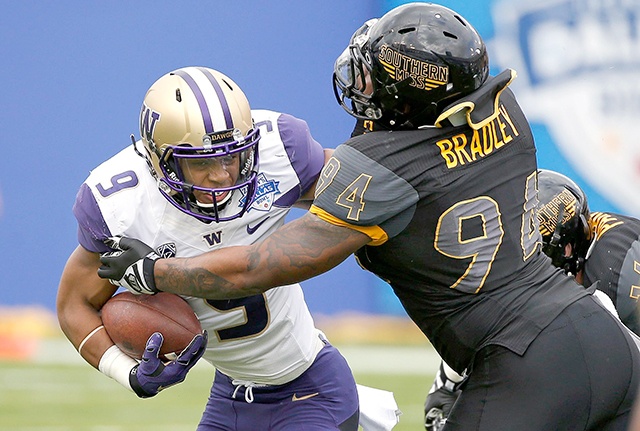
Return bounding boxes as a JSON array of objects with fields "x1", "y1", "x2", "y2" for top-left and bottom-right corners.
[
  {"x1": 274, "y1": 187, "x2": 302, "y2": 208},
  {"x1": 72, "y1": 183, "x2": 112, "y2": 253},
  {"x1": 273, "y1": 113, "x2": 324, "y2": 207},
  {"x1": 173, "y1": 69, "x2": 214, "y2": 133},
  {"x1": 198, "y1": 67, "x2": 233, "y2": 130}
]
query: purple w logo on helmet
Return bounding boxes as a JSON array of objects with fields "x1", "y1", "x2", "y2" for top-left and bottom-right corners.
[{"x1": 140, "y1": 104, "x2": 161, "y2": 142}]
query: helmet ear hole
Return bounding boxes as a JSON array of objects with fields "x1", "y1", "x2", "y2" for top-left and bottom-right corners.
[
  {"x1": 220, "y1": 78, "x2": 234, "y2": 92},
  {"x1": 453, "y1": 15, "x2": 466, "y2": 26},
  {"x1": 398, "y1": 26, "x2": 415, "y2": 34}
]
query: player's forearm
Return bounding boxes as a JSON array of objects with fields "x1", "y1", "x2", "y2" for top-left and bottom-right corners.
[
  {"x1": 154, "y1": 213, "x2": 369, "y2": 299},
  {"x1": 153, "y1": 237, "x2": 333, "y2": 299},
  {"x1": 57, "y1": 303, "x2": 110, "y2": 368},
  {"x1": 154, "y1": 247, "x2": 261, "y2": 299}
]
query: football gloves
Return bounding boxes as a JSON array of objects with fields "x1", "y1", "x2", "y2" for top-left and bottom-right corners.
[
  {"x1": 130, "y1": 331, "x2": 208, "y2": 398},
  {"x1": 98, "y1": 236, "x2": 160, "y2": 294},
  {"x1": 424, "y1": 387, "x2": 460, "y2": 431},
  {"x1": 424, "y1": 361, "x2": 464, "y2": 431}
]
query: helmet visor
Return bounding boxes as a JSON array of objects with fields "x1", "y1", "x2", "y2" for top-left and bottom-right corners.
[{"x1": 333, "y1": 18, "x2": 380, "y2": 120}]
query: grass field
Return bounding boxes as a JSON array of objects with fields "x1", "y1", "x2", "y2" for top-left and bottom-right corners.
[{"x1": 0, "y1": 342, "x2": 436, "y2": 431}]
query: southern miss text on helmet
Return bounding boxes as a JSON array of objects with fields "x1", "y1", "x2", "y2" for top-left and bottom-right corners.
[
  {"x1": 333, "y1": 2, "x2": 489, "y2": 129},
  {"x1": 537, "y1": 169, "x2": 591, "y2": 275}
]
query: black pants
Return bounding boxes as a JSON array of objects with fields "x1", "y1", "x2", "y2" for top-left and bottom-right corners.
[{"x1": 446, "y1": 295, "x2": 640, "y2": 430}]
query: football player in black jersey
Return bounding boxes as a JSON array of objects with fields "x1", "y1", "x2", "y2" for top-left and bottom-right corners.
[
  {"x1": 537, "y1": 169, "x2": 640, "y2": 333},
  {"x1": 98, "y1": 4, "x2": 640, "y2": 429},
  {"x1": 424, "y1": 168, "x2": 640, "y2": 430}
]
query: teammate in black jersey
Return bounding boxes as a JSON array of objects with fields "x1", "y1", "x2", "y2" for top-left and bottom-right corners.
[
  {"x1": 98, "y1": 4, "x2": 640, "y2": 430},
  {"x1": 537, "y1": 169, "x2": 640, "y2": 333}
]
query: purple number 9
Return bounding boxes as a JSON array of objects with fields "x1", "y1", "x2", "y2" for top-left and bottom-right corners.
[{"x1": 96, "y1": 171, "x2": 139, "y2": 197}]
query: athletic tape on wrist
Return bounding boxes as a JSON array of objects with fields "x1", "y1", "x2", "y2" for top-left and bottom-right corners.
[
  {"x1": 442, "y1": 362, "x2": 465, "y2": 384},
  {"x1": 98, "y1": 345, "x2": 138, "y2": 392},
  {"x1": 430, "y1": 362, "x2": 465, "y2": 393}
]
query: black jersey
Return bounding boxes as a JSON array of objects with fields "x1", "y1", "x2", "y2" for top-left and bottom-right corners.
[
  {"x1": 311, "y1": 70, "x2": 588, "y2": 373},
  {"x1": 350, "y1": 119, "x2": 386, "y2": 137},
  {"x1": 584, "y1": 212, "x2": 640, "y2": 335}
]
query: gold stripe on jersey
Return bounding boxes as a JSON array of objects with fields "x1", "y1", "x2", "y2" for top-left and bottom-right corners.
[
  {"x1": 309, "y1": 205, "x2": 388, "y2": 246},
  {"x1": 590, "y1": 211, "x2": 624, "y2": 238}
]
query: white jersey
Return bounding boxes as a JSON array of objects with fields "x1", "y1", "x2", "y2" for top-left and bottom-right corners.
[{"x1": 73, "y1": 109, "x2": 327, "y2": 384}]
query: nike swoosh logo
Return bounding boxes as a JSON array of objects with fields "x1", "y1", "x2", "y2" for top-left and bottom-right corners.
[
  {"x1": 246, "y1": 217, "x2": 269, "y2": 235},
  {"x1": 292, "y1": 392, "x2": 319, "y2": 402}
]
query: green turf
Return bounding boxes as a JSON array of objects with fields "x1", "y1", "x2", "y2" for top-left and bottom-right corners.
[
  {"x1": 356, "y1": 372, "x2": 431, "y2": 430},
  {"x1": 0, "y1": 361, "x2": 431, "y2": 430}
]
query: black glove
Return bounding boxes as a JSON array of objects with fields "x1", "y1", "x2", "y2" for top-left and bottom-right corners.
[
  {"x1": 424, "y1": 386, "x2": 461, "y2": 431},
  {"x1": 424, "y1": 360, "x2": 465, "y2": 431},
  {"x1": 130, "y1": 331, "x2": 208, "y2": 398},
  {"x1": 98, "y1": 236, "x2": 160, "y2": 294}
]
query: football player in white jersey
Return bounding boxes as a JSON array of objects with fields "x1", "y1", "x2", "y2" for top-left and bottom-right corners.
[{"x1": 56, "y1": 66, "x2": 360, "y2": 430}]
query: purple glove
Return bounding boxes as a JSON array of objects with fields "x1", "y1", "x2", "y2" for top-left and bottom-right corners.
[{"x1": 130, "y1": 331, "x2": 208, "y2": 398}]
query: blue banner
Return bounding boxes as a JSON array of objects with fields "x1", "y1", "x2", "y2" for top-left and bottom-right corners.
[{"x1": 1, "y1": 0, "x2": 634, "y2": 317}]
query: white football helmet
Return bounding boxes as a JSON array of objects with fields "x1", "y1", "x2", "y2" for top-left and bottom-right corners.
[{"x1": 137, "y1": 66, "x2": 260, "y2": 222}]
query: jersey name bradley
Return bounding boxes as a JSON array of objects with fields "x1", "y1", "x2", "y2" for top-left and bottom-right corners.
[{"x1": 436, "y1": 104, "x2": 519, "y2": 169}]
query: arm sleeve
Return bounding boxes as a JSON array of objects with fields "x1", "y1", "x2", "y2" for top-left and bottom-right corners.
[
  {"x1": 276, "y1": 113, "x2": 325, "y2": 196},
  {"x1": 72, "y1": 183, "x2": 112, "y2": 253},
  {"x1": 311, "y1": 144, "x2": 418, "y2": 241}
]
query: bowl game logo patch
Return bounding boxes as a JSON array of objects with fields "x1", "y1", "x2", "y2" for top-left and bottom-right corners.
[{"x1": 240, "y1": 173, "x2": 281, "y2": 212}]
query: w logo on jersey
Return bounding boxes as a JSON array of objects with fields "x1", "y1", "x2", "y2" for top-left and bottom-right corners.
[
  {"x1": 240, "y1": 173, "x2": 280, "y2": 212},
  {"x1": 140, "y1": 103, "x2": 161, "y2": 142}
]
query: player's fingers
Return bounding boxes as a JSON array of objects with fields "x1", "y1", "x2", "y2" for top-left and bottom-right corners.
[
  {"x1": 96, "y1": 266, "x2": 109, "y2": 279},
  {"x1": 117, "y1": 236, "x2": 137, "y2": 250},
  {"x1": 104, "y1": 236, "x2": 123, "y2": 250},
  {"x1": 96, "y1": 265, "x2": 115, "y2": 279},
  {"x1": 200, "y1": 330, "x2": 208, "y2": 347},
  {"x1": 98, "y1": 251, "x2": 122, "y2": 268},
  {"x1": 97, "y1": 253, "x2": 125, "y2": 279},
  {"x1": 142, "y1": 332, "x2": 164, "y2": 361},
  {"x1": 177, "y1": 331, "x2": 207, "y2": 365}
]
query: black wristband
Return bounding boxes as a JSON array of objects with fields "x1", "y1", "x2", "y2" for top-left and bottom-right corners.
[
  {"x1": 129, "y1": 365, "x2": 154, "y2": 398},
  {"x1": 142, "y1": 254, "x2": 160, "y2": 293}
]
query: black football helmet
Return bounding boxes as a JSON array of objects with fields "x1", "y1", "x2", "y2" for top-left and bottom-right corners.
[
  {"x1": 333, "y1": 3, "x2": 489, "y2": 129},
  {"x1": 537, "y1": 169, "x2": 592, "y2": 275}
]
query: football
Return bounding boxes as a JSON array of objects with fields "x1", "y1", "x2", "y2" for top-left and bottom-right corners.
[{"x1": 101, "y1": 291, "x2": 202, "y2": 360}]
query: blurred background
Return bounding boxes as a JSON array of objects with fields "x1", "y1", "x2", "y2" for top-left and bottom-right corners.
[{"x1": 1, "y1": 0, "x2": 637, "y2": 429}]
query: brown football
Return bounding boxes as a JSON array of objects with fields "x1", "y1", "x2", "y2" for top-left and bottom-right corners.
[{"x1": 101, "y1": 291, "x2": 202, "y2": 360}]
